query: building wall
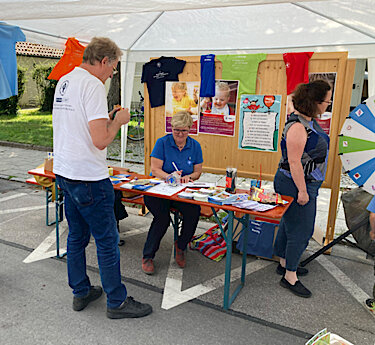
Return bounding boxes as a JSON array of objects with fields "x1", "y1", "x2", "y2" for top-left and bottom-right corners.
[{"x1": 17, "y1": 55, "x2": 59, "y2": 108}]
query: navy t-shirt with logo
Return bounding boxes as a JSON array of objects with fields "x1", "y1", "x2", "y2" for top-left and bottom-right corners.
[{"x1": 141, "y1": 56, "x2": 186, "y2": 108}]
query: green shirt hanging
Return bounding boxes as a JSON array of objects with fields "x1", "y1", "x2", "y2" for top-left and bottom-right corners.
[{"x1": 217, "y1": 54, "x2": 267, "y2": 95}]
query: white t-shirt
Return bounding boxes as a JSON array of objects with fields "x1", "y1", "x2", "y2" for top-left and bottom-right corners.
[{"x1": 53, "y1": 67, "x2": 109, "y2": 181}]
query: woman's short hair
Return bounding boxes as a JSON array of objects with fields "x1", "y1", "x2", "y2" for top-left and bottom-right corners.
[
  {"x1": 82, "y1": 37, "x2": 122, "y2": 65},
  {"x1": 171, "y1": 111, "x2": 193, "y2": 128},
  {"x1": 292, "y1": 80, "x2": 332, "y2": 118}
]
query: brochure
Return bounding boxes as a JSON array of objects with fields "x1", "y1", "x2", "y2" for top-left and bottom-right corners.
[
  {"x1": 177, "y1": 188, "x2": 196, "y2": 200},
  {"x1": 208, "y1": 191, "x2": 240, "y2": 205}
]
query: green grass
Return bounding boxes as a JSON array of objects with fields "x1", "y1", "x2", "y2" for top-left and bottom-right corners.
[
  {"x1": 0, "y1": 108, "x2": 142, "y2": 146},
  {"x1": 0, "y1": 108, "x2": 53, "y2": 147}
]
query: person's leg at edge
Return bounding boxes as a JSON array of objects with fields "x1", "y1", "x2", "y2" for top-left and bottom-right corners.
[
  {"x1": 56, "y1": 176, "x2": 92, "y2": 297},
  {"x1": 273, "y1": 170, "x2": 293, "y2": 275},
  {"x1": 74, "y1": 179, "x2": 127, "y2": 309},
  {"x1": 143, "y1": 196, "x2": 172, "y2": 259},
  {"x1": 283, "y1": 181, "x2": 321, "y2": 285}
]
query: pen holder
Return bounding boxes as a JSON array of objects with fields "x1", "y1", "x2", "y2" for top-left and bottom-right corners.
[{"x1": 166, "y1": 171, "x2": 180, "y2": 186}]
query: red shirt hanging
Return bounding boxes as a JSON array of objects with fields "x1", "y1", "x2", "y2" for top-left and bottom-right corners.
[{"x1": 283, "y1": 52, "x2": 314, "y2": 95}]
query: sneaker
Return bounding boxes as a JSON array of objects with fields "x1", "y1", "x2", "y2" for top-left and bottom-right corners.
[
  {"x1": 142, "y1": 258, "x2": 154, "y2": 275},
  {"x1": 73, "y1": 286, "x2": 103, "y2": 311},
  {"x1": 276, "y1": 264, "x2": 309, "y2": 276},
  {"x1": 118, "y1": 239, "x2": 125, "y2": 246},
  {"x1": 365, "y1": 298, "x2": 375, "y2": 313},
  {"x1": 175, "y1": 242, "x2": 186, "y2": 268},
  {"x1": 280, "y1": 277, "x2": 312, "y2": 298},
  {"x1": 107, "y1": 296, "x2": 153, "y2": 319}
]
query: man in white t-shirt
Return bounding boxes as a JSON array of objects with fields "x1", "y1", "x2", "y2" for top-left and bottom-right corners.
[{"x1": 53, "y1": 37, "x2": 152, "y2": 319}]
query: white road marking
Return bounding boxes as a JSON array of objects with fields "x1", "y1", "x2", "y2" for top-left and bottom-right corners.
[
  {"x1": 0, "y1": 205, "x2": 52, "y2": 215},
  {"x1": 161, "y1": 250, "x2": 272, "y2": 310},
  {"x1": 317, "y1": 255, "x2": 374, "y2": 316},
  {"x1": 0, "y1": 192, "x2": 27, "y2": 203},
  {"x1": 121, "y1": 226, "x2": 207, "y2": 239},
  {"x1": 23, "y1": 220, "x2": 68, "y2": 263},
  {"x1": 122, "y1": 228, "x2": 149, "y2": 237}
]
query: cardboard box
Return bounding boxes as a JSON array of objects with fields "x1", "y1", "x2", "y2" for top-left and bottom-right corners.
[{"x1": 44, "y1": 158, "x2": 53, "y2": 172}]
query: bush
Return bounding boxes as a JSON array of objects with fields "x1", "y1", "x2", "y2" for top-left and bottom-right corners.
[
  {"x1": 32, "y1": 64, "x2": 58, "y2": 112},
  {"x1": 0, "y1": 67, "x2": 27, "y2": 116}
]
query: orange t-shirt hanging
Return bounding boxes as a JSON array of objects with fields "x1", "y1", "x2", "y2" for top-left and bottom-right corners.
[{"x1": 48, "y1": 37, "x2": 86, "y2": 80}]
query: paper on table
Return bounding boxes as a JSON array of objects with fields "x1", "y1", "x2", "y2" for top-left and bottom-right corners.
[
  {"x1": 147, "y1": 182, "x2": 186, "y2": 196},
  {"x1": 183, "y1": 181, "x2": 216, "y2": 188}
]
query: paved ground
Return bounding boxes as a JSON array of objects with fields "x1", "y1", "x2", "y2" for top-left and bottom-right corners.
[{"x1": 0, "y1": 145, "x2": 374, "y2": 345}]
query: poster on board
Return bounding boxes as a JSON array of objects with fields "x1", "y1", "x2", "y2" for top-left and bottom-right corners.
[
  {"x1": 165, "y1": 81, "x2": 200, "y2": 135},
  {"x1": 239, "y1": 95, "x2": 282, "y2": 151},
  {"x1": 198, "y1": 80, "x2": 239, "y2": 137},
  {"x1": 286, "y1": 73, "x2": 336, "y2": 136}
]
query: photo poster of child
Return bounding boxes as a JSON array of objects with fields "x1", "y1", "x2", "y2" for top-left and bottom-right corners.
[
  {"x1": 198, "y1": 80, "x2": 239, "y2": 137},
  {"x1": 238, "y1": 94, "x2": 282, "y2": 152},
  {"x1": 165, "y1": 81, "x2": 200, "y2": 135},
  {"x1": 285, "y1": 73, "x2": 336, "y2": 136}
]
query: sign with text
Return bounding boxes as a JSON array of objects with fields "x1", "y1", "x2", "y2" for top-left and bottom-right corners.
[{"x1": 239, "y1": 95, "x2": 282, "y2": 152}]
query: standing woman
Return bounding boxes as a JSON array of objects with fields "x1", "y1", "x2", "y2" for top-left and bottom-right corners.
[
  {"x1": 142, "y1": 111, "x2": 203, "y2": 275},
  {"x1": 273, "y1": 80, "x2": 332, "y2": 298}
]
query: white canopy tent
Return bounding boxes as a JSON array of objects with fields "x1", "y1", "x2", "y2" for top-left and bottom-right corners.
[{"x1": 1, "y1": 0, "x2": 375, "y2": 165}]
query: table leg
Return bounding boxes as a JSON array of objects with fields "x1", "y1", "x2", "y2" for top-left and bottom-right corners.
[
  {"x1": 241, "y1": 214, "x2": 249, "y2": 284},
  {"x1": 54, "y1": 182, "x2": 66, "y2": 258},
  {"x1": 223, "y1": 211, "x2": 233, "y2": 310}
]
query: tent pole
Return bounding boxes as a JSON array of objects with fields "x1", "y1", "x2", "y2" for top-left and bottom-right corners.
[
  {"x1": 368, "y1": 58, "x2": 375, "y2": 97},
  {"x1": 120, "y1": 50, "x2": 136, "y2": 167}
]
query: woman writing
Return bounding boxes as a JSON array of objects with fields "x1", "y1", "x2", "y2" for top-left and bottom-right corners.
[
  {"x1": 142, "y1": 111, "x2": 203, "y2": 275},
  {"x1": 273, "y1": 80, "x2": 332, "y2": 298}
]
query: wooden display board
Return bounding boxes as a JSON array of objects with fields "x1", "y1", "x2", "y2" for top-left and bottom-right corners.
[{"x1": 143, "y1": 52, "x2": 355, "y2": 246}]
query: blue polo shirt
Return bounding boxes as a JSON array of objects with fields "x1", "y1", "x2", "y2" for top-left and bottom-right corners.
[
  {"x1": 151, "y1": 134, "x2": 203, "y2": 176},
  {"x1": 367, "y1": 196, "x2": 375, "y2": 213}
]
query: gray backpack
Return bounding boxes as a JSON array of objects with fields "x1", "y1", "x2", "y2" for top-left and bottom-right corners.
[{"x1": 341, "y1": 187, "x2": 375, "y2": 256}]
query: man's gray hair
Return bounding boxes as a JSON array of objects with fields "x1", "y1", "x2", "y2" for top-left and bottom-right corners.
[{"x1": 82, "y1": 37, "x2": 122, "y2": 64}]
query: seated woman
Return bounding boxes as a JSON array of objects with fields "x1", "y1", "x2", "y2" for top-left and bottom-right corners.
[{"x1": 142, "y1": 111, "x2": 203, "y2": 275}]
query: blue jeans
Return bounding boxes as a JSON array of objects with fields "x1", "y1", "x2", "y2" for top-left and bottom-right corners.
[
  {"x1": 143, "y1": 195, "x2": 201, "y2": 259},
  {"x1": 56, "y1": 175, "x2": 127, "y2": 308},
  {"x1": 273, "y1": 169, "x2": 322, "y2": 271}
]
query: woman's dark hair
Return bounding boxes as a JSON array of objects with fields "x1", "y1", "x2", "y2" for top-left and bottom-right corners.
[{"x1": 292, "y1": 80, "x2": 331, "y2": 118}]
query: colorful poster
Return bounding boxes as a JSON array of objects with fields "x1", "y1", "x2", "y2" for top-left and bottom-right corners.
[
  {"x1": 239, "y1": 95, "x2": 282, "y2": 151},
  {"x1": 165, "y1": 81, "x2": 200, "y2": 135},
  {"x1": 198, "y1": 80, "x2": 239, "y2": 137},
  {"x1": 286, "y1": 73, "x2": 336, "y2": 136}
]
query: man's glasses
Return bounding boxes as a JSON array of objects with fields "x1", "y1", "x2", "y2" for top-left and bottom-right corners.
[
  {"x1": 172, "y1": 129, "x2": 189, "y2": 134},
  {"x1": 322, "y1": 100, "x2": 332, "y2": 105},
  {"x1": 112, "y1": 64, "x2": 118, "y2": 75}
]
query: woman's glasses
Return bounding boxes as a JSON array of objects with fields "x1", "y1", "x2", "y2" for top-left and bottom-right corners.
[
  {"x1": 321, "y1": 100, "x2": 332, "y2": 105},
  {"x1": 172, "y1": 129, "x2": 189, "y2": 134}
]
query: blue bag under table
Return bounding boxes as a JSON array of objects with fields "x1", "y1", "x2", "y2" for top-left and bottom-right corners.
[{"x1": 236, "y1": 220, "x2": 277, "y2": 259}]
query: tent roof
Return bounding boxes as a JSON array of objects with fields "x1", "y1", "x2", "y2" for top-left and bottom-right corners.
[{"x1": 1, "y1": 0, "x2": 375, "y2": 60}]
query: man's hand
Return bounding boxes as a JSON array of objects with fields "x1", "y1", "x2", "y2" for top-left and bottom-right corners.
[
  {"x1": 113, "y1": 108, "x2": 131, "y2": 125},
  {"x1": 109, "y1": 105, "x2": 121, "y2": 120}
]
